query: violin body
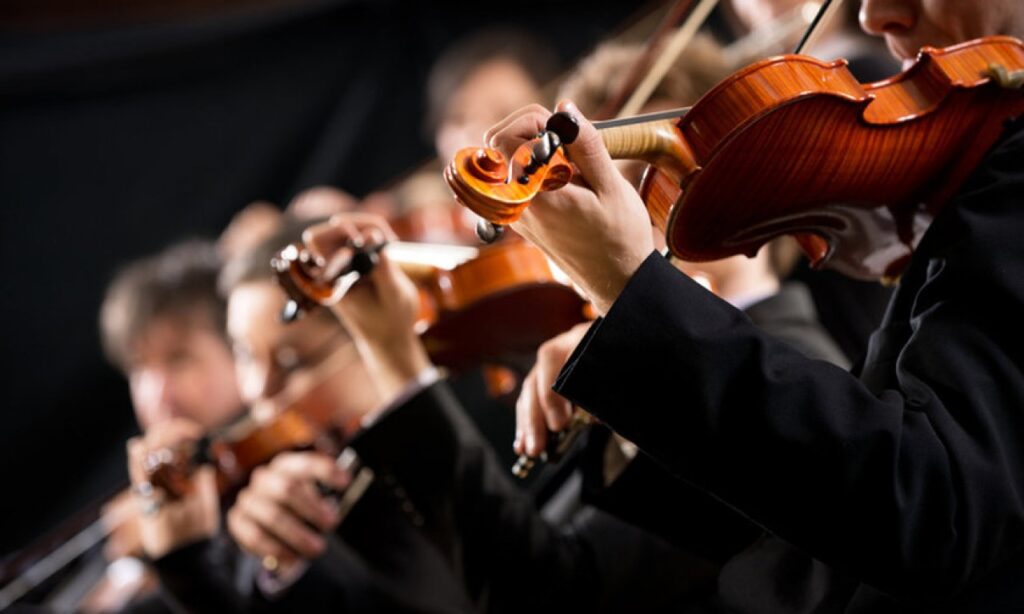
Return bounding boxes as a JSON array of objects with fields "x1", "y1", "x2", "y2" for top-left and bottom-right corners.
[
  {"x1": 448, "y1": 37, "x2": 1024, "y2": 279},
  {"x1": 146, "y1": 383, "x2": 338, "y2": 499},
  {"x1": 415, "y1": 240, "x2": 590, "y2": 370},
  {"x1": 274, "y1": 239, "x2": 591, "y2": 372}
]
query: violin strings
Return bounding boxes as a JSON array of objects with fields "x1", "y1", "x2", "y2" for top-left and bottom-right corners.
[
  {"x1": 592, "y1": 106, "x2": 691, "y2": 130},
  {"x1": 793, "y1": 0, "x2": 840, "y2": 55}
]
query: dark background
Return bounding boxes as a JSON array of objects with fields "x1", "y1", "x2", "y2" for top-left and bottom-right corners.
[{"x1": 0, "y1": 0, "x2": 640, "y2": 557}]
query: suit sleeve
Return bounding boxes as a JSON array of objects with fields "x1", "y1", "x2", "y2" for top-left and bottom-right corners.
[
  {"x1": 553, "y1": 133, "x2": 1024, "y2": 604},
  {"x1": 151, "y1": 537, "x2": 252, "y2": 613},
  {"x1": 349, "y1": 381, "x2": 616, "y2": 613}
]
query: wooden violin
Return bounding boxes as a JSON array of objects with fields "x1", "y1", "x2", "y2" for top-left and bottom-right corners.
[
  {"x1": 446, "y1": 37, "x2": 1024, "y2": 281},
  {"x1": 271, "y1": 238, "x2": 592, "y2": 372},
  {"x1": 144, "y1": 378, "x2": 340, "y2": 500}
]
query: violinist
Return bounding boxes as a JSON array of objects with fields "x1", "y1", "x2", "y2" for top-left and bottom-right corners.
[
  {"x1": 479, "y1": 0, "x2": 1024, "y2": 611},
  {"x1": 427, "y1": 28, "x2": 558, "y2": 164},
  {"x1": 513, "y1": 34, "x2": 851, "y2": 577},
  {"x1": 209, "y1": 217, "x2": 475, "y2": 613},
  {"x1": 293, "y1": 212, "x2": 723, "y2": 612},
  {"x1": 101, "y1": 240, "x2": 242, "y2": 439},
  {"x1": 90, "y1": 240, "x2": 242, "y2": 612}
]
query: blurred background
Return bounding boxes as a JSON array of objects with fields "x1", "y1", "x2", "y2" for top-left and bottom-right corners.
[{"x1": 0, "y1": 0, "x2": 642, "y2": 558}]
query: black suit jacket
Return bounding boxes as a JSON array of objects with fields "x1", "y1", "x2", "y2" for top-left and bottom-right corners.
[
  {"x1": 150, "y1": 456, "x2": 475, "y2": 613},
  {"x1": 555, "y1": 118, "x2": 1024, "y2": 612},
  {"x1": 580, "y1": 281, "x2": 848, "y2": 565},
  {"x1": 353, "y1": 380, "x2": 719, "y2": 614}
]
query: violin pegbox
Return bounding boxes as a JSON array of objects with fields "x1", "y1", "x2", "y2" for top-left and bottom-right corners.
[
  {"x1": 271, "y1": 243, "x2": 323, "y2": 323},
  {"x1": 444, "y1": 112, "x2": 579, "y2": 228},
  {"x1": 271, "y1": 240, "x2": 385, "y2": 322}
]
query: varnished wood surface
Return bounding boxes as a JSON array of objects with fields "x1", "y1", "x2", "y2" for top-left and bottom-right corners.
[{"x1": 446, "y1": 37, "x2": 1024, "y2": 277}]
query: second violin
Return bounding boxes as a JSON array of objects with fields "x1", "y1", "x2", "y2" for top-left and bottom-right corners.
[{"x1": 272, "y1": 238, "x2": 591, "y2": 371}]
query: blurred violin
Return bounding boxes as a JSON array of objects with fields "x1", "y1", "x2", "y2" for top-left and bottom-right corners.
[
  {"x1": 144, "y1": 378, "x2": 341, "y2": 500},
  {"x1": 271, "y1": 238, "x2": 591, "y2": 372},
  {"x1": 446, "y1": 36, "x2": 1024, "y2": 281}
]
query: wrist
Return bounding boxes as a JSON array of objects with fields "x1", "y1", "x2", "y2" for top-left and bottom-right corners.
[
  {"x1": 138, "y1": 469, "x2": 220, "y2": 559},
  {"x1": 140, "y1": 511, "x2": 218, "y2": 560},
  {"x1": 354, "y1": 332, "x2": 433, "y2": 404},
  {"x1": 591, "y1": 250, "x2": 649, "y2": 316}
]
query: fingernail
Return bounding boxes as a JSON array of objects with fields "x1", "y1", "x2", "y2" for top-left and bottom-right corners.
[{"x1": 525, "y1": 434, "x2": 536, "y2": 456}]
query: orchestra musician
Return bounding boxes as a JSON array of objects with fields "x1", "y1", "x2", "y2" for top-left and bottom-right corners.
[
  {"x1": 427, "y1": 29, "x2": 558, "y2": 165},
  {"x1": 101, "y1": 240, "x2": 243, "y2": 444},
  {"x1": 89, "y1": 240, "x2": 244, "y2": 612},
  {"x1": 479, "y1": 0, "x2": 1024, "y2": 611},
  {"x1": 291, "y1": 212, "x2": 720, "y2": 612},
  {"x1": 513, "y1": 34, "x2": 856, "y2": 588},
  {"x1": 128, "y1": 218, "x2": 476, "y2": 613}
]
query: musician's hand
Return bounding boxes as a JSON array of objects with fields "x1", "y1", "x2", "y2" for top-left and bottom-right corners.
[
  {"x1": 303, "y1": 213, "x2": 433, "y2": 404},
  {"x1": 127, "y1": 419, "x2": 219, "y2": 559},
  {"x1": 486, "y1": 101, "x2": 655, "y2": 316},
  {"x1": 227, "y1": 451, "x2": 351, "y2": 567},
  {"x1": 514, "y1": 322, "x2": 590, "y2": 457},
  {"x1": 101, "y1": 491, "x2": 143, "y2": 560}
]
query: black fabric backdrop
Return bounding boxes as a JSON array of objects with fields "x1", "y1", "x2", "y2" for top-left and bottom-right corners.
[{"x1": 0, "y1": 0, "x2": 635, "y2": 555}]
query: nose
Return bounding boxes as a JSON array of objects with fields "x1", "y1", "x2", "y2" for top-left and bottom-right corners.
[
  {"x1": 859, "y1": 0, "x2": 915, "y2": 36},
  {"x1": 132, "y1": 369, "x2": 177, "y2": 427}
]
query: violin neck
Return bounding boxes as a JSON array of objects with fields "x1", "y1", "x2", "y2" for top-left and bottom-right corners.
[
  {"x1": 383, "y1": 241, "x2": 478, "y2": 278},
  {"x1": 597, "y1": 119, "x2": 697, "y2": 176}
]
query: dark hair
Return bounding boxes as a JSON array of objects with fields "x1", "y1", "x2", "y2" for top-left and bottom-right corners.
[
  {"x1": 425, "y1": 28, "x2": 560, "y2": 135},
  {"x1": 100, "y1": 240, "x2": 225, "y2": 370},
  {"x1": 218, "y1": 215, "x2": 324, "y2": 297},
  {"x1": 218, "y1": 214, "x2": 348, "y2": 332}
]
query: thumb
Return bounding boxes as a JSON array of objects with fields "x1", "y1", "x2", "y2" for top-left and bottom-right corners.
[{"x1": 555, "y1": 100, "x2": 619, "y2": 196}]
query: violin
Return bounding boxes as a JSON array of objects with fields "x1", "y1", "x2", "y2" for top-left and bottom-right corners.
[
  {"x1": 272, "y1": 238, "x2": 592, "y2": 372},
  {"x1": 446, "y1": 36, "x2": 1024, "y2": 281},
  {"x1": 144, "y1": 378, "x2": 340, "y2": 500}
]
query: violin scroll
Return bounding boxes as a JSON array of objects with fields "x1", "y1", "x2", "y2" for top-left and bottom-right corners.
[
  {"x1": 271, "y1": 241, "x2": 385, "y2": 323},
  {"x1": 444, "y1": 112, "x2": 579, "y2": 229}
]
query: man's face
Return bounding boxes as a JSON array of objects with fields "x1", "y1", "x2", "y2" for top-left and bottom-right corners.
[
  {"x1": 226, "y1": 281, "x2": 378, "y2": 421},
  {"x1": 860, "y1": 0, "x2": 1024, "y2": 68},
  {"x1": 434, "y1": 59, "x2": 541, "y2": 162},
  {"x1": 128, "y1": 317, "x2": 242, "y2": 431}
]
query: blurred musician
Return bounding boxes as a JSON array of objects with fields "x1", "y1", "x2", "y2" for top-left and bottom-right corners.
[
  {"x1": 133, "y1": 218, "x2": 474, "y2": 612},
  {"x1": 427, "y1": 28, "x2": 558, "y2": 164},
  {"x1": 43, "y1": 240, "x2": 246, "y2": 613}
]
